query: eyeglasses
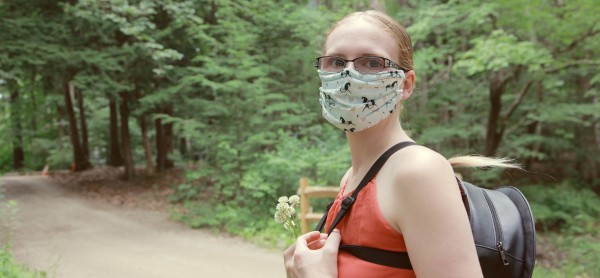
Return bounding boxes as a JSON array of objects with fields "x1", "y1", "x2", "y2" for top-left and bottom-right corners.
[{"x1": 314, "y1": 56, "x2": 406, "y2": 74}]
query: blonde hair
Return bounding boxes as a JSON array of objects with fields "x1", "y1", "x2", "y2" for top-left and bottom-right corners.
[
  {"x1": 324, "y1": 11, "x2": 521, "y2": 170},
  {"x1": 448, "y1": 155, "x2": 521, "y2": 169},
  {"x1": 323, "y1": 10, "x2": 414, "y2": 71}
]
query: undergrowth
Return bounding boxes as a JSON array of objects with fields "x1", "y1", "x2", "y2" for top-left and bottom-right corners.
[
  {"x1": 0, "y1": 245, "x2": 50, "y2": 278},
  {"x1": 532, "y1": 233, "x2": 600, "y2": 277},
  {"x1": 522, "y1": 183, "x2": 600, "y2": 277}
]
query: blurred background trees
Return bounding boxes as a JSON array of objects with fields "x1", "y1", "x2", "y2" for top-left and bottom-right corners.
[{"x1": 1, "y1": 0, "x2": 599, "y2": 242}]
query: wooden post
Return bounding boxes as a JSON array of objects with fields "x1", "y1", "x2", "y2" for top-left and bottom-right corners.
[
  {"x1": 297, "y1": 177, "x2": 339, "y2": 234},
  {"x1": 299, "y1": 177, "x2": 310, "y2": 235}
]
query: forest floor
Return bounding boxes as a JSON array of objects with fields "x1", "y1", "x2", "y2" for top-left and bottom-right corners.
[{"x1": 0, "y1": 168, "x2": 286, "y2": 278}]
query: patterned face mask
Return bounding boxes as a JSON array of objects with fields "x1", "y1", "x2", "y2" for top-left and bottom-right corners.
[{"x1": 318, "y1": 68, "x2": 405, "y2": 132}]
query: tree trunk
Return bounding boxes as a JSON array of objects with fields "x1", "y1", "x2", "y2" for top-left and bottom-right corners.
[
  {"x1": 154, "y1": 105, "x2": 174, "y2": 172},
  {"x1": 369, "y1": 0, "x2": 385, "y2": 12},
  {"x1": 108, "y1": 97, "x2": 124, "y2": 166},
  {"x1": 119, "y1": 93, "x2": 135, "y2": 180},
  {"x1": 525, "y1": 83, "x2": 544, "y2": 169},
  {"x1": 62, "y1": 80, "x2": 92, "y2": 172},
  {"x1": 30, "y1": 89, "x2": 37, "y2": 132},
  {"x1": 10, "y1": 89, "x2": 24, "y2": 170},
  {"x1": 179, "y1": 137, "x2": 187, "y2": 161},
  {"x1": 593, "y1": 93, "x2": 600, "y2": 181},
  {"x1": 164, "y1": 105, "x2": 175, "y2": 169},
  {"x1": 139, "y1": 115, "x2": 154, "y2": 174},
  {"x1": 56, "y1": 104, "x2": 65, "y2": 150},
  {"x1": 55, "y1": 81, "x2": 65, "y2": 150},
  {"x1": 575, "y1": 77, "x2": 597, "y2": 182},
  {"x1": 485, "y1": 73, "x2": 509, "y2": 156},
  {"x1": 205, "y1": 0, "x2": 218, "y2": 25},
  {"x1": 75, "y1": 88, "x2": 90, "y2": 159},
  {"x1": 155, "y1": 114, "x2": 166, "y2": 173}
]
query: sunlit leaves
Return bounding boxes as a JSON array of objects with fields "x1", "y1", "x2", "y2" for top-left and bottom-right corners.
[{"x1": 456, "y1": 30, "x2": 552, "y2": 75}]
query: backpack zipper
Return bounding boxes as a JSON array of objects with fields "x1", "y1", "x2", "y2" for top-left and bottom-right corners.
[
  {"x1": 497, "y1": 241, "x2": 509, "y2": 265},
  {"x1": 482, "y1": 190, "x2": 510, "y2": 266}
]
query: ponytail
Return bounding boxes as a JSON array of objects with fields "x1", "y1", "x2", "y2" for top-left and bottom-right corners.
[{"x1": 448, "y1": 155, "x2": 522, "y2": 169}]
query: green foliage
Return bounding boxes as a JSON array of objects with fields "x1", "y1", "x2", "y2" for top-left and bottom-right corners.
[
  {"x1": 520, "y1": 184, "x2": 600, "y2": 235},
  {"x1": 533, "y1": 233, "x2": 600, "y2": 278},
  {"x1": 456, "y1": 30, "x2": 552, "y2": 75},
  {"x1": 400, "y1": 0, "x2": 600, "y2": 180},
  {"x1": 0, "y1": 246, "x2": 49, "y2": 278},
  {"x1": 170, "y1": 127, "x2": 349, "y2": 238},
  {"x1": 0, "y1": 0, "x2": 596, "y2": 175}
]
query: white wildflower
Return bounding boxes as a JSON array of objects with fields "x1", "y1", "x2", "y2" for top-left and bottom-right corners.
[
  {"x1": 289, "y1": 195, "x2": 300, "y2": 207},
  {"x1": 274, "y1": 211, "x2": 287, "y2": 224},
  {"x1": 276, "y1": 202, "x2": 295, "y2": 218},
  {"x1": 276, "y1": 202, "x2": 290, "y2": 212},
  {"x1": 274, "y1": 195, "x2": 302, "y2": 238}
]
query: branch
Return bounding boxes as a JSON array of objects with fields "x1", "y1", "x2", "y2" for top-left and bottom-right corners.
[
  {"x1": 491, "y1": 70, "x2": 515, "y2": 92},
  {"x1": 545, "y1": 60, "x2": 600, "y2": 74},
  {"x1": 502, "y1": 80, "x2": 534, "y2": 123},
  {"x1": 594, "y1": 95, "x2": 600, "y2": 153},
  {"x1": 555, "y1": 28, "x2": 600, "y2": 54}
]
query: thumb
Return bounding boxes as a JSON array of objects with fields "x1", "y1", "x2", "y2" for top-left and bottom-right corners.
[{"x1": 324, "y1": 229, "x2": 341, "y2": 253}]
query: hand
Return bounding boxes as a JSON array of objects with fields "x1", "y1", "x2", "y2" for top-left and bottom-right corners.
[{"x1": 283, "y1": 229, "x2": 341, "y2": 278}]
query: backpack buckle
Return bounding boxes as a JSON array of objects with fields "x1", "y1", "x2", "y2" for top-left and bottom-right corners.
[{"x1": 341, "y1": 196, "x2": 355, "y2": 210}]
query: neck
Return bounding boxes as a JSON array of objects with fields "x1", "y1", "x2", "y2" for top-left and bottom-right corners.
[{"x1": 346, "y1": 113, "x2": 412, "y2": 175}]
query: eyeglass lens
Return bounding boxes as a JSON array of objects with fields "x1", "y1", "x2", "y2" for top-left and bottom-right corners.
[{"x1": 319, "y1": 56, "x2": 387, "y2": 73}]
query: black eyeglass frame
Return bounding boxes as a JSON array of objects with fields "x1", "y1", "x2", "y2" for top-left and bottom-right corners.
[{"x1": 314, "y1": 56, "x2": 407, "y2": 73}]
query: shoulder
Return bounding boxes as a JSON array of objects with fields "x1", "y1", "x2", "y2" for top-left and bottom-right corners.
[
  {"x1": 380, "y1": 145, "x2": 482, "y2": 276},
  {"x1": 391, "y1": 145, "x2": 458, "y2": 201},
  {"x1": 391, "y1": 144, "x2": 455, "y2": 183},
  {"x1": 339, "y1": 167, "x2": 352, "y2": 188},
  {"x1": 378, "y1": 144, "x2": 462, "y2": 226}
]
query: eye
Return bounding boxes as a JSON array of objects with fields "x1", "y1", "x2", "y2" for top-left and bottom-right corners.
[
  {"x1": 331, "y1": 57, "x2": 346, "y2": 68},
  {"x1": 365, "y1": 58, "x2": 383, "y2": 68}
]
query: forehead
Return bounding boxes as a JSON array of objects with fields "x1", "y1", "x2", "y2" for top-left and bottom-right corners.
[{"x1": 324, "y1": 18, "x2": 399, "y2": 62}]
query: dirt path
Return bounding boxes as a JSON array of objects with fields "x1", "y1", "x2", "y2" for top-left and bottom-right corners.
[{"x1": 1, "y1": 175, "x2": 286, "y2": 278}]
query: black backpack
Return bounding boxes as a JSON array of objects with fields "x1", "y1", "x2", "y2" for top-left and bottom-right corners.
[{"x1": 316, "y1": 141, "x2": 536, "y2": 278}]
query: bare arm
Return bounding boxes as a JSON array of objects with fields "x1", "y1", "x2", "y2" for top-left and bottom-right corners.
[{"x1": 393, "y1": 150, "x2": 482, "y2": 278}]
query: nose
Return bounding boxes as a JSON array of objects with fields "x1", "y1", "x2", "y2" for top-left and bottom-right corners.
[{"x1": 345, "y1": 61, "x2": 356, "y2": 70}]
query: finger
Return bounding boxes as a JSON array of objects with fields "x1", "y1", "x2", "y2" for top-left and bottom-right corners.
[
  {"x1": 306, "y1": 233, "x2": 327, "y2": 249},
  {"x1": 284, "y1": 244, "x2": 295, "y2": 275},
  {"x1": 323, "y1": 229, "x2": 342, "y2": 252},
  {"x1": 306, "y1": 233, "x2": 328, "y2": 245},
  {"x1": 283, "y1": 242, "x2": 296, "y2": 259},
  {"x1": 307, "y1": 238, "x2": 326, "y2": 250},
  {"x1": 295, "y1": 231, "x2": 322, "y2": 252}
]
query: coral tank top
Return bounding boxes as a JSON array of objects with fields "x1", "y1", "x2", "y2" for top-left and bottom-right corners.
[{"x1": 325, "y1": 177, "x2": 416, "y2": 278}]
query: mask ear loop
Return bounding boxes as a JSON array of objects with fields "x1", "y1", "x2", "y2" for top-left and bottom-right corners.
[
  {"x1": 397, "y1": 74, "x2": 406, "y2": 99},
  {"x1": 395, "y1": 77, "x2": 406, "y2": 113}
]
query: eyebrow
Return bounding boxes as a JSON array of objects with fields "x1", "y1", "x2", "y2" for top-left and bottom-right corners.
[{"x1": 323, "y1": 53, "x2": 385, "y2": 58}]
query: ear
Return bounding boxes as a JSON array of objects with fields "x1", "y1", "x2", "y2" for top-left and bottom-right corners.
[{"x1": 400, "y1": 70, "x2": 416, "y2": 101}]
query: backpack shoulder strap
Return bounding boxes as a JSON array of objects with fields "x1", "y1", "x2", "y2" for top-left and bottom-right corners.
[
  {"x1": 339, "y1": 245, "x2": 413, "y2": 269},
  {"x1": 334, "y1": 177, "x2": 466, "y2": 270},
  {"x1": 316, "y1": 141, "x2": 416, "y2": 234}
]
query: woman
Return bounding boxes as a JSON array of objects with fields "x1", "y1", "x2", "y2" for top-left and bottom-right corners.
[{"x1": 283, "y1": 10, "x2": 514, "y2": 278}]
